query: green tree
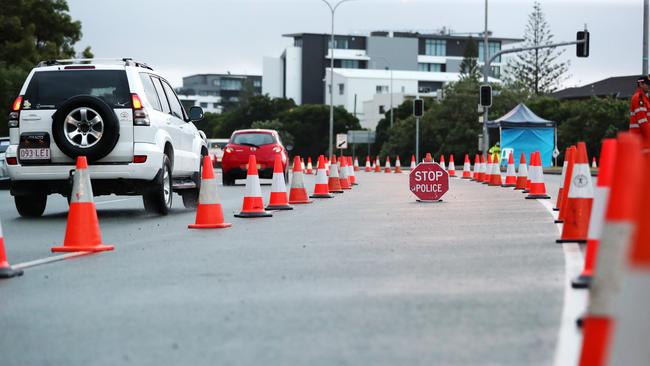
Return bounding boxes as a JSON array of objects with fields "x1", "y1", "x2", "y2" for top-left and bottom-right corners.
[
  {"x1": 251, "y1": 119, "x2": 294, "y2": 148},
  {"x1": 212, "y1": 95, "x2": 295, "y2": 137},
  {"x1": 459, "y1": 36, "x2": 480, "y2": 82},
  {"x1": 0, "y1": 0, "x2": 88, "y2": 135},
  {"x1": 505, "y1": 1, "x2": 569, "y2": 95}
]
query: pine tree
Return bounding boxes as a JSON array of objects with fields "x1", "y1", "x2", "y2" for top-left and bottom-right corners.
[
  {"x1": 459, "y1": 36, "x2": 480, "y2": 82},
  {"x1": 505, "y1": 1, "x2": 569, "y2": 95}
]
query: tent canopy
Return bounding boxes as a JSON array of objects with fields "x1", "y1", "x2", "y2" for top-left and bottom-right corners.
[
  {"x1": 487, "y1": 103, "x2": 556, "y2": 167},
  {"x1": 486, "y1": 103, "x2": 555, "y2": 128}
]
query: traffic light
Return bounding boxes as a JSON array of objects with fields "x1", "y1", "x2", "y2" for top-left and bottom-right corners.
[
  {"x1": 577, "y1": 31, "x2": 589, "y2": 57},
  {"x1": 413, "y1": 98, "x2": 424, "y2": 117},
  {"x1": 479, "y1": 85, "x2": 492, "y2": 107}
]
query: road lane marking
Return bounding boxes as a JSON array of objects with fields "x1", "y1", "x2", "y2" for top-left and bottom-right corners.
[
  {"x1": 538, "y1": 199, "x2": 588, "y2": 366},
  {"x1": 12, "y1": 252, "x2": 93, "y2": 270},
  {"x1": 95, "y1": 198, "x2": 136, "y2": 205}
]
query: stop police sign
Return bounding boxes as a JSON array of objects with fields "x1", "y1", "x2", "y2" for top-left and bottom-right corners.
[{"x1": 409, "y1": 162, "x2": 449, "y2": 201}]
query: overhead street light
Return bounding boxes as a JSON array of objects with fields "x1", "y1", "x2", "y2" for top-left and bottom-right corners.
[{"x1": 319, "y1": 0, "x2": 356, "y2": 159}]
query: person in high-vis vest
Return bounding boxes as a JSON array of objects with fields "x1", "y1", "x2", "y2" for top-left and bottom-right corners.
[{"x1": 630, "y1": 75, "x2": 650, "y2": 137}]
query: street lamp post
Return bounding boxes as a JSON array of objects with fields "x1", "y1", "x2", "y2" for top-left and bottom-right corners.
[
  {"x1": 320, "y1": 0, "x2": 355, "y2": 158},
  {"x1": 482, "y1": 0, "x2": 490, "y2": 158},
  {"x1": 372, "y1": 56, "x2": 394, "y2": 128}
]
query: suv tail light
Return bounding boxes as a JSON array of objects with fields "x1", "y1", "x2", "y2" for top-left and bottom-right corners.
[
  {"x1": 8, "y1": 96, "x2": 22, "y2": 128},
  {"x1": 272, "y1": 146, "x2": 282, "y2": 153},
  {"x1": 224, "y1": 147, "x2": 234, "y2": 154},
  {"x1": 131, "y1": 93, "x2": 150, "y2": 126}
]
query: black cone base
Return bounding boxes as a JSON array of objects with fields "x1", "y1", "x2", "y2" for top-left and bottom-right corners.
[
  {"x1": 0, "y1": 266, "x2": 24, "y2": 279},
  {"x1": 556, "y1": 239, "x2": 587, "y2": 244},
  {"x1": 571, "y1": 274, "x2": 592, "y2": 289},
  {"x1": 525, "y1": 195, "x2": 551, "y2": 199},
  {"x1": 235, "y1": 210, "x2": 273, "y2": 218},
  {"x1": 266, "y1": 204, "x2": 294, "y2": 211},
  {"x1": 554, "y1": 219, "x2": 564, "y2": 224},
  {"x1": 311, "y1": 193, "x2": 334, "y2": 198}
]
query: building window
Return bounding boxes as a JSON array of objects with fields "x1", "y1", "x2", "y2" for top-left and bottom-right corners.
[
  {"x1": 425, "y1": 39, "x2": 446, "y2": 56},
  {"x1": 418, "y1": 63, "x2": 444, "y2": 72},
  {"x1": 328, "y1": 84, "x2": 332, "y2": 94},
  {"x1": 376, "y1": 85, "x2": 389, "y2": 94},
  {"x1": 200, "y1": 102, "x2": 208, "y2": 108},
  {"x1": 220, "y1": 78, "x2": 242, "y2": 91},
  {"x1": 379, "y1": 105, "x2": 385, "y2": 114},
  {"x1": 490, "y1": 66, "x2": 501, "y2": 78},
  {"x1": 401, "y1": 86, "x2": 405, "y2": 93},
  {"x1": 478, "y1": 41, "x2": 502, "y2": 63},
  {"x1": 253, "y1": 80, "x2": 261, "y2": 87},
  {"x1": 328, "y1": 37, "x2": 349, "y2": 49},
  {"x1": 338, "y1": 83, "x2": 345, "y2": 95},
  {"x1": 213, "y1": 103, "x2": 219, "y2": 108},
  {"x1": 212, "y1": 79, "x2": 219, "y2": 86},
  {"x1": 294, "y1": 38, "x2": 303, "y2": 47},
  {"x1": 341, "y1": 59, "x2": 360, "y2": 69}
]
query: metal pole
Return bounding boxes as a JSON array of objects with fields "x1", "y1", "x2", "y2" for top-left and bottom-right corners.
[
  {"x1": 482, "y1": 0, "x2": 490, "y2": 158},
  {"x1": 328, "y1": 7, "x2": 335, "y2": 159},
  {"x1": 390, "y1": 68, "x2": 394, "y2": 128},
  {"x1": 416, "y1": 117, "x2": 420, "y2": 163},
  {"x1": 641, "y1": 0, "x2": 650, "y2": 75}
]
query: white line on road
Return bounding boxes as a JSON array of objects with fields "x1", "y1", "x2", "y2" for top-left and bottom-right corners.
[
  {"x1": 537, "y1": 199, "x2": 588, "y2": 366},
  {"x1": 95, "y1": 198, "x2": 137, "y2": 205},
  {"x1": 12, "y1": 251, "x2": 93, "y2": 270}
]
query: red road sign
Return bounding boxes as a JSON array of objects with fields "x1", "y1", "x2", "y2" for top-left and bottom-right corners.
[{"x1": 409, "y1": 162, "x2": 449, "y2": 201}]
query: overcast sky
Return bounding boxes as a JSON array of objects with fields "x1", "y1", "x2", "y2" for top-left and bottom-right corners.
[{"x1": 67, "y1": 0, "x2": 642, "y2": 89}]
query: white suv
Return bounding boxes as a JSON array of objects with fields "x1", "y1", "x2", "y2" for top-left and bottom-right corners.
[{"x1": 5, "y1": 58, "x2": 208, "y2": 217}]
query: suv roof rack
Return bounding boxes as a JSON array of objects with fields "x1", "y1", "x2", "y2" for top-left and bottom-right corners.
[{"x1": 36, "y1": 58, "x2": 154, "y2": 71}]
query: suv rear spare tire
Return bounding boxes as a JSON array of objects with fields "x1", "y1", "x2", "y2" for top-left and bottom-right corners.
[
  {"x1": 52, "y1": 95, "x2": 120, "y2": 162},
  {"x1": 15, "y1": 194, "x2": 47, "y2": 217}
]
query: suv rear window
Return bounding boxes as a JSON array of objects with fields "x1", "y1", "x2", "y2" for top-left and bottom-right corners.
[
  {"x1": 232, "y1": 133, "x2": 276, "y2": 146},
  {"x1": 24, "y1": 70, "x2": 131, "y2": 109}
]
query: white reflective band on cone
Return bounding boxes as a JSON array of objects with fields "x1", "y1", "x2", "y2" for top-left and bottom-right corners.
[
  {"x1": 607, "y1": 273, "x2": 650, "y2": 365},
  {"x1": 506, "y1": 162, "x2": 515, "y2": 176},
  {"x1": 567, "y1": 163, "x2": 594, "y2": 198},
  {"x1": 0, "y1": 220, "x2": 3, "y2": 237},
  {"x1": 529, "y1": 165, "x2": 543, "y2": 183},
  {"x1": 349, "y1": 163, "x2": 355, "y2": 177},
  {"x1": 464, "y1": 162, "x2": 470, "y2": 171},
  {"x1": 245, "y1": 174, "x2": 262, "y2": 197},
  {"x1": 587, "y1": 187, "x2": 609, "y2": 241},
  {"x1": 339, "y1": 163, "x2": 348, "y2": 179},
  {"x1": 272, "y1": 172, "x2": 287, "y2": 192},
  {"x1": 329, "y1": 163, "x2": 339, "y2": 178},
  {"x1": 449, "y1": 162, "x2": 455, "y2": 171},
  {"x1": 292, "y1": 170, "x2": 305, "y2": 188},
  {"x1": 588, "y1": 222, "x2": 634, "y2": 315},
  {"x1": 71, "y1": 168, "x2": 94, "y2": 203},
  {"x1": 316, "y1": 169, "x2": 328, "y2": 184},
  {"x1": 198, "y1": 178, "x2": 220, "y2": 204},
  {"x1": 518, "y1": 163, "x2": 528, "y2": 177},
  {"x1": 559, "y1": 161, "x2": 568, "y2": 188}
]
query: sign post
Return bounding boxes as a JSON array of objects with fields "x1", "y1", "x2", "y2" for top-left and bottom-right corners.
[
  {"x1": 409, "y1": 162, "x2": 449, "y2": 202},
  {"x1": 413, "y1": 98, "x2": 424, "y2": 162}
]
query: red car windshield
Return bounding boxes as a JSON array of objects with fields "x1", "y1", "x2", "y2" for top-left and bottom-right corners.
[{"x1": 232, "y1": 133, "x2": 276, "y2": 147}]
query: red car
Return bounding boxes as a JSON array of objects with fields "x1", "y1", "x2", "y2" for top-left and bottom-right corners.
[{"x1": 221, "y1": 129, "x2": 289, "y2": 186}]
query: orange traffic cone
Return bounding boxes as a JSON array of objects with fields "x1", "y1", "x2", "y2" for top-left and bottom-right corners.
[
  {"x1": 572, "y1": 139, "x2": 616, "y2": 288},
  {"x1": 557, "y1": 142, "x2": 593, "y2": 243},
  {"x1": 522, "y1": 152, "x2": 534, "y2": 193},
  {"x1": 554, "y1": 147, "x2": 571, "y2": 211},
  {"x1": 311, "y1": 155, "x2": 333, "y2": 198},
  {"x1": 374, "y1": 156, "x2": 381, "y2": 172},
  {"x1": 477, "y1": 155, "x2": 486, "y2": 182},
  {"x1": 448, "y1": 154, "x2": 456, "y2": 177},
  {"x1": 556, "y1": 146, "x2": 577, "y2": 223},
  {"x1": 353, "y1": 156, "x2": 360, "y2": 171},
  {"x1": 424, "y1": 153, "x2": 433, "y2": 162},
  {"x1": 395, "y1": 156, "x2": 402, "y2": 173},
  {"x1": 188, "y1": 156, "x2": 232, "y2": 229},
  {"x1": 348, "y1": 156, "x2": 358, "y2": 185},
  {"x1": 591, "y1": 156, "x2": 598, "y2": 169},
  {"x1": 325, "y1": 156, "x2": 330, "y2": 175},
  {"x1": 410, "y1": 154, "x2": 416, "y2": 170},
  {"x1": 235, "y1": 155, "x2": 273, "y2": 217},
  {"x1": 482, "y1": 154, "x2": 492, "y2": 184},
  {"x1": 384, "y1": 156, "x2": 392, "y2": 173},
  {"x1": 365, "y1": 155, "x2": 372, "y2": 172},
  {"x1": 339, "y1": 156, "x2": 352, "y2": 190},
  {"x1": 462, "y1": 154, "x2": 472, "y2": 179},
  {"x1": 305, "y1": 157, "x2": 314, "y2": 174},
  {"x1": 525, "y1": 152, "x2": 550, "y2": 199},
  {"x1": 0, "y1": 221, "x2": 23, "y2": 278},
  {"x1": 472, "y1": 154, "x2": 480, "y2": 181},
  {"x1": 502, "y1": 153, "x2": 516, "y2": 187},
  {"x1": 328, "y1": 155, "x2": 344, "y2": 193},
  {"x1": 439, "y1": 154, "x2": 446, "y2": 171},
  {"x1": 578, "y1": 132, "x2": 642, "y2": 366},
  {"x1": 266, "y1": 154, "x2": 293, "y2": 210},
  {"x1": 489, "y1": 155, "x2": 502, "y2": 186},
  {"x1": 606, "y1": 151, "x2": 650, "y2": 365},
  {"x1": 289, "y1": 156, "x2": 313, "y2": 204},
  {"x1": 52, "y1": 156, "x2": 114, "y2": 253},
  {"x1": 514, "y1": 153, "x2": 528, "y2": 190},
  {"x1": 300, "y1": 158, "x2": 306, "y2": 173}
]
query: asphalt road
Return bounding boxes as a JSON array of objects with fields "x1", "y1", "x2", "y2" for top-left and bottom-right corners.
[{"x1": 0, "y1": 168, "x2": 566, "y2": 366}]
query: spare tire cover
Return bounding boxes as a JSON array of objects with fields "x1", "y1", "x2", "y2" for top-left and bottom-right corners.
[{"x1": 52, "y1": 95, "x2": 120, "y2": 162}]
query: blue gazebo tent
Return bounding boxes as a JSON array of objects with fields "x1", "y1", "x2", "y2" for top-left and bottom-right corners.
[{"x1": 487, "y1": 103, "x2": 556, "y2": 167}]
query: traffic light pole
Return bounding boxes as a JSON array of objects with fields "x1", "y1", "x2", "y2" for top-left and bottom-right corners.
[
  {"x1": 480, "y1": 29, "x2": 588, "y2": 158},
  {"x1": 415, "y1": 117, "x2": 420, "y2": 163}
]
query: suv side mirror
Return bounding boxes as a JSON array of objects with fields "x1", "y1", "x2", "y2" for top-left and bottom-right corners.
[{"x1": 188, "y1": 106, "x2": 204, "y2": 122}]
